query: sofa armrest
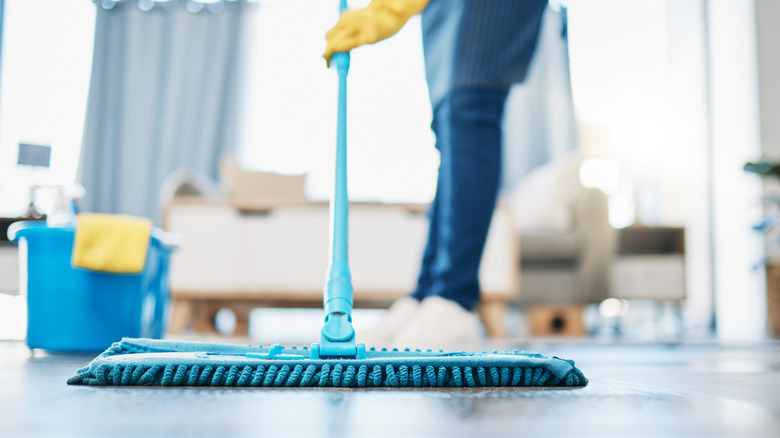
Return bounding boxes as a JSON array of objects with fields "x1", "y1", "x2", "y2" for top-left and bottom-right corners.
[{"x1": 571, "y1": 187, "x2": 617, "y2": 302}]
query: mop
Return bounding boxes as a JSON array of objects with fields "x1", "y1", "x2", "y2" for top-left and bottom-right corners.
[{"x1": 68, "y1": 2, "x2": 587, "y2": 389}]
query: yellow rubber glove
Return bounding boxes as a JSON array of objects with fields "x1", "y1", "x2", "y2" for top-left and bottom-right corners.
[{"x1": 323, "y1": 0, "x2": 430, "y2": 65}]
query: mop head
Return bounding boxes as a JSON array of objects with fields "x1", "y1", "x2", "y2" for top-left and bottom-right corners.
[{"x1": 68, "y1": 338, "x2": 587, "y2": 388}]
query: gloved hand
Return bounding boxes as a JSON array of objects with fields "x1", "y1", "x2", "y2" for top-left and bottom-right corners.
[{"x1": 323, "y1": 0, "x2": 430, "y2": 65}]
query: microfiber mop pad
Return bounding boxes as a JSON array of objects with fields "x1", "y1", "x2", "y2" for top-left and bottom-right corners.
[{"x1": 68, "y1": 338, "x2": 587, "y2": 388}]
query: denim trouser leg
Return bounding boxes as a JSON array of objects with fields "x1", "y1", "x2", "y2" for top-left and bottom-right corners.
[{"x1": 411, "y1": 87, "x2": 509, "y2": 311}]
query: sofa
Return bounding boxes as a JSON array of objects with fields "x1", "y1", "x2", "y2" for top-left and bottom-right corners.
[
  {"x1": 504, "y1": 155, "x2": 617, "y2": 335},
  {"x1": 505, "y1": 155, "x2": 617, "y2": 335},
  {"x1": 161, "y1": 160, "x2": 519, "y2": 338},
  {"x1": 516, "y1": 186, "x2": 615, "y2": 304}
]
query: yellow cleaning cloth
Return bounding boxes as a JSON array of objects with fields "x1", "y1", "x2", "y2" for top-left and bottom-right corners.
[{"x1": 72, "y1": 213, "x2": 153, "y2": 274}]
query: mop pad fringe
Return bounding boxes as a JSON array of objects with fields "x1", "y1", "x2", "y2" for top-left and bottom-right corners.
[{"x1": 68, "y1": 338, "x2": 587, "y2": 388}]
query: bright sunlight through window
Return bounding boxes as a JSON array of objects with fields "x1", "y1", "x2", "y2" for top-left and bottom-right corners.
[
  {"x1": 0, "y1": 0, "x2": 95, "y2": 217},
  {"x1": 239, "y1": 0, "x2": 438, "y2": 204}
]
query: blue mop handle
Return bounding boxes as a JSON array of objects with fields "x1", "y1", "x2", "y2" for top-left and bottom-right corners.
[
  {"x1": 325, "y1": 49, "x2": 351, "y2": 323},
  {"x1": 331, "y1": 39, "x2": 349, "y2": 269},
  {"x1": 315, "y1": 0, "x2": 365, "y2": 359},
  {"x1": 329, "y1": 0, "x2": 349, "y2": 273}
]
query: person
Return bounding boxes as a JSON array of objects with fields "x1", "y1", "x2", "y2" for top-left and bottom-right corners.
[{"x1": 323, "y1": 0, "x2": 548, "y2": 349}]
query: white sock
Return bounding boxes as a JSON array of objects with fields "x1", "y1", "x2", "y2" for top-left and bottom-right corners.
[
  {"x1": 357, "y1": 297, "x2": 420, "y2": 348},
  {"x1": 391, "y1": 296, "x2": 480, "y2": 351}
]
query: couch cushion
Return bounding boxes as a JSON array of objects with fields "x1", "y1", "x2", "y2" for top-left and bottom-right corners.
[
  {"x1": 505, "y1": 154, "x2": 583, "y2": 234},
  {"x1": 520, "y1": 232, "x2": 579, "y2": 262}
]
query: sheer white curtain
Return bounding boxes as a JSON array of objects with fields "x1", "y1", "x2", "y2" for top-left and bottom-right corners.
[
  {"x1": 501, "y1": 5, "x2": 578, "y2": 191},
  {"x1": 79, "y1": 0, "x2": 257, "y2": 222}
]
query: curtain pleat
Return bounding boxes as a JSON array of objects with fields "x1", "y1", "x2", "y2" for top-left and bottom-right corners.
[{"x1": 78, "y1": 1, "x2": 255, "y2": 222}]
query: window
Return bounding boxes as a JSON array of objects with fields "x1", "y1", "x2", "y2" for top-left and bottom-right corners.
[
  {"x1": 239, "y1": 0, "x2": 437, "y2": 203},
  {"x1": 0, "y1": 0, "x2": 95, "y2": 217}
]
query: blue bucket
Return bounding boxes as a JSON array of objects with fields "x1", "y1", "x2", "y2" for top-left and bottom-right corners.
[{"x1": 8, "y1": 221, "x2": 176, "y2": 352}]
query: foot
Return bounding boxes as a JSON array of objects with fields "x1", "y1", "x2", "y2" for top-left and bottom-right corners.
[
  {"x1": 357, "y1": 297, "x2": 420, "y2": 349},
  {"x1": 390, "y1": 296, "x2": 480, "y2": 351}
]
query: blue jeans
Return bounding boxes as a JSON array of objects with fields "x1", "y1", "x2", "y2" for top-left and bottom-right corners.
[{"x1": 411, "y1": 88, "x2": 510, "y2": 311}]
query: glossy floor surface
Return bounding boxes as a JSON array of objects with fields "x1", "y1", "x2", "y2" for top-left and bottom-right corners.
[{"x1": 2, "y1": 339, "x2": 779, "y2": 438}]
